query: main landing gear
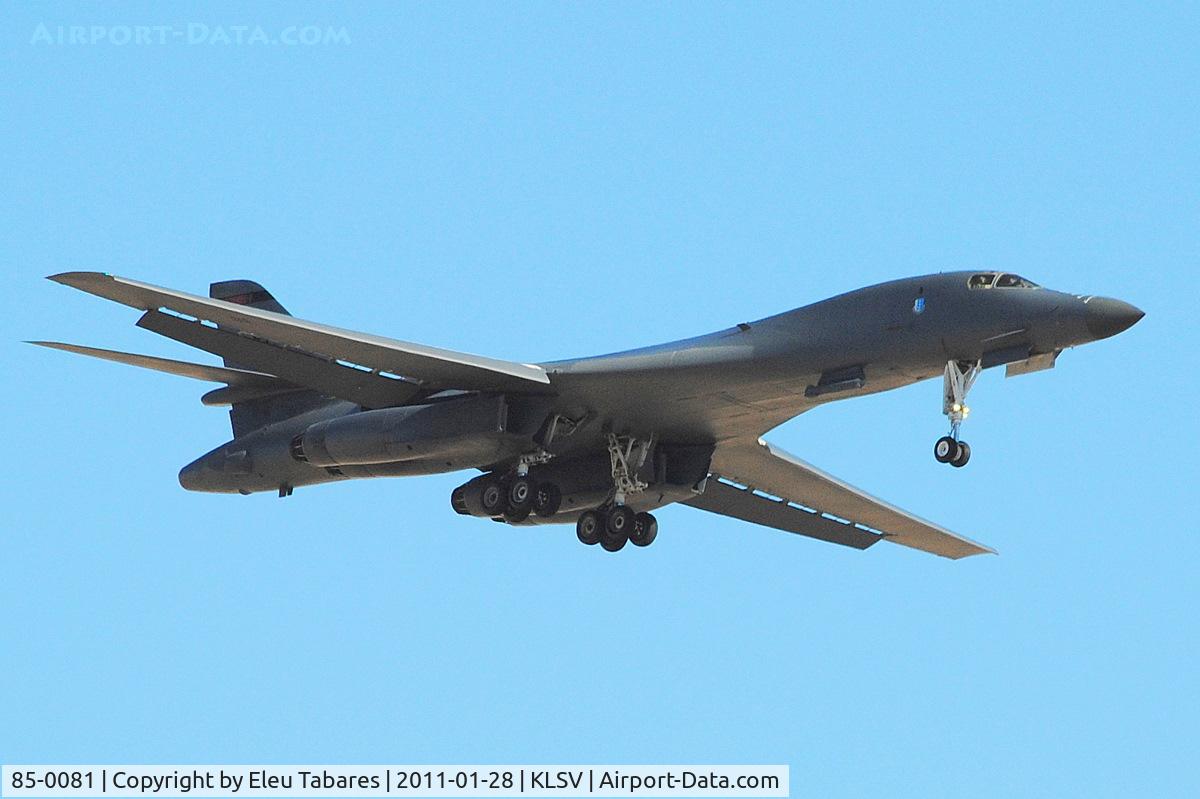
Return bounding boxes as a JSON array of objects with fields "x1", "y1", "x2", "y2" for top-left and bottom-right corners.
[
  {"x1": 576, "y1": 506, "x2": 658, "y2": 552},
  {"x1": 462, "y1": 433, "x2": 662, "y2": 553},
  {"x1": 477, "y1": 472, "x2": 563, "y2": 522},
  {"x1": 935, "y1": 359, "x2": 981, "y2": 468},
  {"x1": 576, "y1": 433, "x2": 659, "y2": 553}
]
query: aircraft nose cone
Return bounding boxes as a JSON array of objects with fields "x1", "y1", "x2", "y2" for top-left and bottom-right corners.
[{"x1": 1085, "y1": 297, "x2": 1144, "y2": 340}]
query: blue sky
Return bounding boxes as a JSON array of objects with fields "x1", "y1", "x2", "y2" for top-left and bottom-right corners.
[{"x1": 2, "y1": 3, "x2": 1197, "y2": 796}]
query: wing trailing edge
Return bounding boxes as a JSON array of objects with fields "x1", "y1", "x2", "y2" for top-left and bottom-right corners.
[
  {"x1": 46, "y1": 272, "x2": 553, "y2": 404},
  {"x1": 28, "y1": 341, "x2": 302, "y2": 406},
  {"x1": 685, "y1": 438, "x2": 996, "y2": 559}
]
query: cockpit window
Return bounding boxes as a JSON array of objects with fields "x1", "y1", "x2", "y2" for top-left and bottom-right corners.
[
  {"x1": 995, "y1": 273, "x2": 1039, "y2": 288},
  {"x1": 968, "y1": 272, "x2": 1040, "y2": 289}
]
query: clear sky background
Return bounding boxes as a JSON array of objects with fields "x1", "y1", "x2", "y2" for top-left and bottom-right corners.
[{"x1": 2, "y1": 3, "x2": 1197, "y2": 797}]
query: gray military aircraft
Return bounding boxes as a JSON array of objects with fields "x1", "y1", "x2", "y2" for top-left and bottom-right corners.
[{"x1": 34, "y1": 270, "x2": 1141, "y2": 559}]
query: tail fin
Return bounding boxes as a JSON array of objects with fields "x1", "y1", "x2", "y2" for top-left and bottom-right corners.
[
  {"x1": 209, "y1": 280, "x2": 324, "y2": 436},
  {"x1": 209, "y1": 279, "x2": 290, "y2": 317}
]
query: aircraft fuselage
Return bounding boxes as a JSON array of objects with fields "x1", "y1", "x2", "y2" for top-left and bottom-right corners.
[{"x1": 177, "y1": 271, "x2": 1141, "y2": 498}]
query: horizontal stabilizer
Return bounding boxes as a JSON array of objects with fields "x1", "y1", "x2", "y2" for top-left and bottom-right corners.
[
  {"x1": 47, "y1": 272, "x2": 553, "y2": 398},
  {"x1": 28, "y1": 341, "x2": 301, "y2": 406}
]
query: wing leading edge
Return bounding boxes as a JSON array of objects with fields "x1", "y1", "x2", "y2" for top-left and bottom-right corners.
[{"x1": 684, "y1": 439, "x2": 996, "y2": 559}]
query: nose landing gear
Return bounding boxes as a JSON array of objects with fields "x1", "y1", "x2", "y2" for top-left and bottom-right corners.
[
  {"x1": 936, "y1": 359, "x2": 981, "y2": 468},
  {"x1": 934, "y1": 435, "x2": 971, "y2": 467}
]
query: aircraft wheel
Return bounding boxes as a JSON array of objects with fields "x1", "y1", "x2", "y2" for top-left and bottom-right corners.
[
  {"x1": 533, "y1": 482, "x2": 562, "y2": 517},
  {"x1": 605, "y1": 505, "x2": 635, "y2": 536},
  {"x1": 950, "y1": 441, "x2": 971, "y2": 468},
  {"x1": 600, "y1": 506, "x2": 633, "y2": 552},
  {"x1": 507, "y1": 476, "x2": 535, "y2": 512},
  {"x1": 934, "y1": 436, "x2": 959, "y2": 464},
  {"x1": 480, "y1": 478, "x2": 506, "y2": 515},
  {"x1": 576, "y1": 510, "x2": 602, "y2": 546},
  {"x1": 630, "y1": 512, "x2": 658, "y2": 547},
  {"x1": 503, "y1": 504, "x2": 532, "y2": 523},
  {"x1": 600, "y1": 528, "x2": 628, "y2": 552}
]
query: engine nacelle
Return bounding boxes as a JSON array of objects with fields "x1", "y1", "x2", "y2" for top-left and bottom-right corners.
[{"x1": 291, "y1": 395, "x2": 525, "y2": 470}]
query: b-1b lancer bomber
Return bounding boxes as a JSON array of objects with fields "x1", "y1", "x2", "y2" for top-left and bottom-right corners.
[{"x1": 35, "y1": 270, "x2": 1141, "y2": 559}]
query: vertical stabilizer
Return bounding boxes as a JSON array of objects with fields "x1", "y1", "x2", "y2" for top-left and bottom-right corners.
[
  {"x1": 209, "y1": 279, "x2": 290, "y2": 316},
  {"x1": 208, "y1": 280, "x2": 323, "y2": 436}
]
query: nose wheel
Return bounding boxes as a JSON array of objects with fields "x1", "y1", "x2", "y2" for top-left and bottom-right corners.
[
  {"x1": 934, "y1": 436, "x2": 971, "y2": 467},
  {"x1": 935, "y1": 359, "x2": 980, "y2": 467}
]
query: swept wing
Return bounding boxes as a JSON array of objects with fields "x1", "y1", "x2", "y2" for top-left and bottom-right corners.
[
  {"x1": 28, "y1": 340, "x2": 301, "y2": 406},
  {"x1": 685, "y1": 438, "x2": 995, "y2": 559},
  {"x1": 48, "y1": 272, "x2": 552, "y2": 407}
]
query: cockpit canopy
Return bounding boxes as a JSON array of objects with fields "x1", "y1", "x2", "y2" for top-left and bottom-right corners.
[{"x1": 968, "y1": 272, "x2": 1040, "y2": 289}]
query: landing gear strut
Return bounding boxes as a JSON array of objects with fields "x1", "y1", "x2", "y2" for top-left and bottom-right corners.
[
  {"x1": 462, "y1": 432, "x2": 663, "y2": 553},
  {"x1": 576, "y1": 434, "x2": 659, "y2": 552},
  {"x1": 936, "y1": 359, "x2": 980, "y2": 468},
  {"x1": 605, "y1": 433, "x2": 650, "y2": 506}
]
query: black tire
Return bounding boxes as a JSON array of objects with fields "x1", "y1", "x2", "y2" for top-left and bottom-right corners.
[
  {"x1": 576, "y1": 510, "x2": 602, "y2": 545},
  {"x1": 507, "y1": 476, "x2": 535, "y2": 512},
  {"x1": 600, "y1": 529, "x2": 627, "y2": 552},
  {"x1": 533, "y1": 482, "x2": 562, "y2": 517},
  {"x1": 480, "y1": 478, "x2": 505, "y2": 515},
  {"x1": 600, "y1": 506, "x2": 633, "y2": 552},
  {"x1": 950, "y1": 440, "x2": 971, "y2": 468},
  {"x1": 934, "y1": 436, "x2": 959, "y2": 464},
  {"x1": 503, "y1": 504, "x2": 532, "y2": 523},
  {"x1": 606, "y1": 505, "x2": 635, "y2": 536},
  {"x1": 630, "y1": 512, "x2": 658, "y2": 547}
]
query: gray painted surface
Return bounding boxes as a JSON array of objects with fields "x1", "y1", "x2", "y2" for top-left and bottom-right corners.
[{"x1": 37, "y1": 270, "x2": 1142, "y2": 559}]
